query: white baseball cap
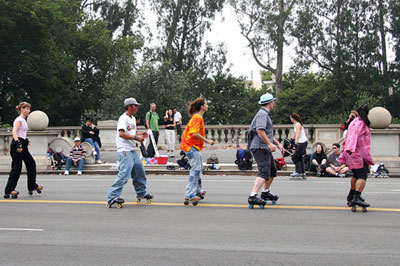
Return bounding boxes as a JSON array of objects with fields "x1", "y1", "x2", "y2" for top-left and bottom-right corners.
[
  {"x1": 74, "y1": 137, "x2": 81, "y2": 142},
  {"x1": 124, "y1": 97, "x2": 141, "y2": 106}
]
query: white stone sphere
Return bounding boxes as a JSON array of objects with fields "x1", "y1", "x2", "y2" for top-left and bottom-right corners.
[
  {"x1": 368, "y1": 107, "x2": 392, "y2": 129},
  {"x1": 27, "y1": 110, "x2": 49, "y2": 131}
]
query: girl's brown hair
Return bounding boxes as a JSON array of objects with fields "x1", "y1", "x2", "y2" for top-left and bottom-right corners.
[
  {"x1": 16, "y1": 102, "x2": 31, "y2": 114},
  {"x1": 290, "y1": 113, "x2": 303, "y2": 126},
  {"x1": 188, "y1": 98, "x2": 206, "y2": 116}
]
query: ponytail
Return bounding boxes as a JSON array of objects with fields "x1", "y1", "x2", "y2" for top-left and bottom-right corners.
[
  {"x1": 290, "y1": 113, "x2": 304, "y2": 126},
  {"x1": 188, "y1": 98, "x2": 206, "y2": 116}
]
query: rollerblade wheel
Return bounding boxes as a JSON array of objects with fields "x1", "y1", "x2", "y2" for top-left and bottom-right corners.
[
  {"x1": 347, "y1": 202, "x2": 353, "y2": 207},
  {"x1": 192, "y1": 201, "x2": 198, "y2": 206},
  {"x1": 351, "y1": 206, "x2": 357, "y2": 212},
  {"x1": 3, "y1": 194, "x2": 10, "y2": 199},
  {"x1": 362, "y1": 207, "x2": 367, "y2": 213},
  {"x1": 272, "y1": 201, "x2": 277, "y2": 205},
  {"x1": 106, "y1": 204, "x2": 111, "y2": 208},
  {"x1": 136, "y1": 199, "x2": 141, "y2": 203},
  {"x1": 260, "y1": 205, "x2": 265, "y2": 209},
  {"x1": 147, "y1": 199, "x2": 152, "y2": 203},
  {"x1": 28, "y1": 191, "x2": 33, "y2": 196},
  {"x1": 11, "y1": 195, "x2": 18, "y2": 199},
  {"x1": 249, "y1": 205, "x2": 254, "y2": 209},
  {"x1": 184, "y1": 201, "x2": 189, "y2": 206},
  {"x1": 117, "y1": 204, "x2": 123, "y2": 208},
  {"x1": 37, "y1": 190, "x2": 42, "y2": 194}
]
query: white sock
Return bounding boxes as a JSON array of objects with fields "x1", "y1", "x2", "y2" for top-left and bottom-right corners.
[
  {"x1": 262, "y1": 189, "x2": 270, "y2": 193},
  {"x1": 250, "y1": 192, "x2": 257, "y2": 197}
]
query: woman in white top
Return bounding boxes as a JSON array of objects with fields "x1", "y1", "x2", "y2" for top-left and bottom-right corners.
[
  {"x1": 289, "y1": 113, "x2": 308, "y2": 179},
  {"x1": 4, "y1": 102, "x2": 43, "y2": 199}
]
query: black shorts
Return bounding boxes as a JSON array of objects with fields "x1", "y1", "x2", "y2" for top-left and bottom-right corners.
[
  {"x1": 352, "y1": 160, "x2": 369, "y2": 180},
  {"x1": 251, "y1": 149, "x2": 277, "y2": 180}
]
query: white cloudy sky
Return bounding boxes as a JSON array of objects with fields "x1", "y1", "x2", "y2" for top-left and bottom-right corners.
[{"x1": 143, "y1": 4, "x2": 295, "y2": 84}]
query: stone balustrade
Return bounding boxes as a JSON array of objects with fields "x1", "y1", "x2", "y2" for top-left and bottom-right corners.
[{"x1": 1, "y1": 122, "x2": 399, "y2": 157}]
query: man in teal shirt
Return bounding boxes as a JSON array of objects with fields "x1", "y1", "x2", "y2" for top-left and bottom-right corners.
[{"x1": 146, "y1": 103, "x2": 160, "y2": 145}]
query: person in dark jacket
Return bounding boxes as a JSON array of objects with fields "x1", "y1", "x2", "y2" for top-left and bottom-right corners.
[
  {"x1": 81, "y1": 117, "x2": 102, "y2": 164},
  {"x1": 310, "y1": 143, "x2": 328, "y2": 176}
]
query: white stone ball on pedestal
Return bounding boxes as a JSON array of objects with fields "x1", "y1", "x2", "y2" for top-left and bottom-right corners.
[
  {"x1": 368, "y1": 107, "x2": 392, "y2": 129},
  {"x1": 27, "y1": 110, "x2": 49, "y2": 131}
]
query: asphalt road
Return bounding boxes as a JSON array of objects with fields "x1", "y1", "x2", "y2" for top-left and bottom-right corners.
[{"x1": 0, "y1": 174, "x2": 399, "y2": 266}]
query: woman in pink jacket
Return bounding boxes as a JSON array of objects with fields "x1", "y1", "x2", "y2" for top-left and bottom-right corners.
[{"x1": 339, "y1": 104, "x2": 374, "y2": 209}]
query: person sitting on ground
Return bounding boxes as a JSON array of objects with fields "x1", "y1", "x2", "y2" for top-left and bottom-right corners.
[
  {"x1": 81, "y1": 117, "x2": 102, "y2": 164},
  {"x1": 325, "y1": 143, "x2": 349, "y2": 177},
  {"x1": 64, "y1": 138, "x2": 86, "y2": 176},
  {"x1": 310, "y1": 143, "x2": 328, "y2": 176}
]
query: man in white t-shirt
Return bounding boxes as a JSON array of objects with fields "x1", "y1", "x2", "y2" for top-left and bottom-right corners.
[
  {"x1": 173, "y1": 107, "x2": 182, "y2": 141},
  {"x1": 106, "y1": 98, "x2": 153, "y2": 207}
]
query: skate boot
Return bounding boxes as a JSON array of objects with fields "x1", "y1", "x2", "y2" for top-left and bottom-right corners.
[
  {"x1": 184, "y1": 196, "x2": 200, "y2": 206},
  {"x1": 351, "y1": 194, "x2": 370, "y2": 212},
  {"x1": 248, "y1": 194, "x2": 266, "y2": 209},
  {"x1": 261, "y1": 191, "x2": 279, "y2": 205},
  {"x1": 28, "y1": 185, "x2": 44, "y2": 196},
  {"x1": 346, "y1": 190, "x2": 355, "y2": 207},
  {"x1": 4, "y1": 190, "x2": 19, "y2": 199},
  {"x1": 137, "y1": 194, "x2": 153, "y2": 203},
  {"x1": 106, "y1": 197, "x2": 125, "y2": 208},
  {"x1": 196, "y1": 191, "x2": 206, "y2": 200}
]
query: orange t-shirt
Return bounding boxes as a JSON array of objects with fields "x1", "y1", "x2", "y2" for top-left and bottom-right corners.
[{"x1": 179, "y1": 114, "x2": 205, "y2": 152}]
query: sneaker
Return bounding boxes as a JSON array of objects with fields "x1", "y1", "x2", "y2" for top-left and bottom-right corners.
[
  {"x1": 301, "y1": 173, "x2": 307, "y2": 179},
  {"x1": 316, "y1": 170, "x2": 322, "y2": 177},
  {"x1": 64, "y1": 170, "x2": 69, "y2": 175},
  {"x1": 338, "y1": 173, "x2": 346, "y2": 178},
  {"x1": 77, "y1": 171, "x2": 82, "y2": 175},
  {"x1": 95, "y1": 160, "x2": 103, "y2": 164},
  {"x1": 290, "y1": 172, "x2": 300, "y2": 177}
]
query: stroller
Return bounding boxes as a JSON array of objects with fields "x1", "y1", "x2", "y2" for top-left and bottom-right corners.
[
  {"x1": 177, "y1": 150, "x2": 191, "y2": 170},
  {"x1": 48, "y1": 148, "x2": 68, "y2": 170}
]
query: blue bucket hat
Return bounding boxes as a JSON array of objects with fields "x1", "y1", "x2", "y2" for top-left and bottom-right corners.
[{"x1": 258, "y1": 93, "x2": 276, "y2": 105}]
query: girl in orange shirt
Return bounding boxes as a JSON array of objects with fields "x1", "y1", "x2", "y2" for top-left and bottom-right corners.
[{"x1": 180, "y1": 98, "x2": 214, "y2": 205}]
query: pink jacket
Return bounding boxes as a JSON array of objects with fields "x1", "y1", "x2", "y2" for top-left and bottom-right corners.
[{"x1": 338, "y1": 117, "x2": 374, "y2": 169}]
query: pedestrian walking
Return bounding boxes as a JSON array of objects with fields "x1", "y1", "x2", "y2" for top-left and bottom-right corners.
[
  {"x1": 106, "y1": 98, "x2": 153, "y2": 207},
  {"x1": 289, "y1": 113, "x2": 308, "y2": 180},
  {"x1": 180, "y1": 98, "x2": 214, "y2": 205},
  {"x1": 339, "y1": 104, "x2": 374, "y2": 211},
  {"x1": 4, "y1": 102, "x2": 43, "y2": 198},
  {"x1": 247, "y1": 93, "x2": 284, "y2": 208}
]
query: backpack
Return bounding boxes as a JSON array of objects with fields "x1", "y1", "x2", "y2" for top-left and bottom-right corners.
[
  {"x1": 206, "y1": 153, "x2": 219, "y2": 164},
  {"x1": 144, "y1": 111, "x2": 152, "y2": 129},
  {"x1": 235, "y1": 149, "x2": 253, "y2": 170},
  {"x1": 303, "y1": 154, "x2": 311, "y2": 171}
]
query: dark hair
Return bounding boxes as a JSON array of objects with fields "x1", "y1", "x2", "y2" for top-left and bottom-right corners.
[
  {"x1": 332, "y1": 143, "x2": 340, "y2": 148},
  {"x1": 86, "y1": 117, "x2": 93, "y2": 122},
  {"x1": 167, "y1": 109, "x2": 174, "y2": 120},
  {"x1": 290, "y1": 113, "x2": 303, "y2": 126},
  {"x1": 316, "y1": 143, "x2": 325, "y2": 154},
  {"x1": 357, "y1": 103, "x2": 370, "y2": 127},
  {"x1": 188, "y1": 98, "x2": 206, "y2": 116}
]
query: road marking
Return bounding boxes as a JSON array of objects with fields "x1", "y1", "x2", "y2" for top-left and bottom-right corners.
[
  {"x1": 1, "y1": 199, "x2": 399, "y2": 212},
  {"x1": 0, "y1": 228, "x2": 43, "y2": 231}
]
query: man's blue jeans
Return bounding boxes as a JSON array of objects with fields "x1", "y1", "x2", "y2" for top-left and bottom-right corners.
[
  {"x1": 107, "y1": 151, "x2": 147, "y2": 203},
  {"x1": 65, "y1": 158, "x2": 84, "y2": 171},
  {"x1": 84, "y1": 138, "x2": 100, "y2": 160},
  {"x1": 184, "y1": 147, "x2": 203, "y2": 199}
]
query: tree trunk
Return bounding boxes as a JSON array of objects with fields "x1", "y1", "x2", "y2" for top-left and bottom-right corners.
[
  {"x1": 275, "y1": 1, "x2": 285, "y2": 96},
  {"x1": 165, "y1": 0, "x2": 185, "y2": 58},
  {"x1": 378, "y1": 0, "x2": 389, "y2": 103}
]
